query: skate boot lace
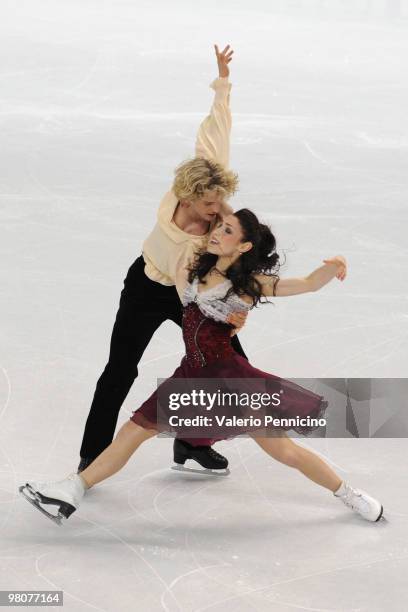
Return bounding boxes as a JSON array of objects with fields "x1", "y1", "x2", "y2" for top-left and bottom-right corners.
[
  {"x1": 207, "y1": 448, "x2": 225, "y2": 461},
  {"x1": 32, "y1": 473, "x2": 77, "y2": 489},
  {"x1": 342, "y1": 485, "x2": 370, "y2": 513}
]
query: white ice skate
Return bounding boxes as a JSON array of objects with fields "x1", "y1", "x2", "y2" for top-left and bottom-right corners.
[
  {"x1": 19, "y1": 473, "x2": 86, "y2": 526},
  {"x1": 333, "y1": 481, "x2": 384, "y2": 522}
]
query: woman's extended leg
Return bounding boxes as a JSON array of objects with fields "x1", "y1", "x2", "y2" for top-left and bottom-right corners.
[
  {"x1": 80, "y1": 421, "x2": 157, "y2": 489},
  {"x1": 18, "y1": 421, "x2": 158, "y2": 525},
  {"x1": 251, "y1": 433, "x2": 342, "y2": 492}
]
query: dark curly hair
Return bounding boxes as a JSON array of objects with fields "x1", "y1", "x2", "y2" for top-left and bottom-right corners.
[{"x1": 187, "y1": 208, "x2": 284, "y2": 308}]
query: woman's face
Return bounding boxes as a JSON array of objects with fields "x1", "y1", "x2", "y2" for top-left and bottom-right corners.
[{"x1": 207, "y1": 214, "x2": 245, "y2": 256}]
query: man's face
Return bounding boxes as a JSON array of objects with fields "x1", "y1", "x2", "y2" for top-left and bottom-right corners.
[{"x1": 190, "y1": 190, "x2": 224, "y2": 222}]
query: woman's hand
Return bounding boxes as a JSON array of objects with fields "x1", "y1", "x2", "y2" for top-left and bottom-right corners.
[
  {"x1": 214, "y1": 44, "x2": 234, "y2": 78},
  {"x1": 227, "y1": 310, "x2": 248, "y2": 336},
  {"x1": 322, "y1": 255, "x2": 347, "y2": 281}
]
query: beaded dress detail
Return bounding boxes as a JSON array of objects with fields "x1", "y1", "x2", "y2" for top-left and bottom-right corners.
[
  {"x1": 131, "y1": 277, "x2": 328, "y2": 440},
  {"x1": 180, "y1": 277, "x2": 250, "y2": 368}
]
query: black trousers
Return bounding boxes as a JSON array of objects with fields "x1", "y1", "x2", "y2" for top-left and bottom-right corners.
[{"x1": 79, "y1": 254, "x2": 248, "y2": 459}]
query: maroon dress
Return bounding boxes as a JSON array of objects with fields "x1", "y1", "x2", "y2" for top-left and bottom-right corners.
[{"x1": 130, "y1": 277, "x2": 328, "y2": 443}]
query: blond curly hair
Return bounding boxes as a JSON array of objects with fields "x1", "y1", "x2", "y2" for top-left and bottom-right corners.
[{"x1": 172, "y1": 157, "x2": 239, "y2": 202}]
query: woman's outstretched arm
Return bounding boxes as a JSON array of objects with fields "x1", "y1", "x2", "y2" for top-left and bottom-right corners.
[{"x1": 255, "y1": 255, "x2": 347, "y2": 297}]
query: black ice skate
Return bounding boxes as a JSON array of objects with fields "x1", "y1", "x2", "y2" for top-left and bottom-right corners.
[
  {"x1": 19, "y1": 473, "x2": 86, "y2": 526},
  {"x1": 171, "y1": 439, "x2": 230, "y2": 476}
]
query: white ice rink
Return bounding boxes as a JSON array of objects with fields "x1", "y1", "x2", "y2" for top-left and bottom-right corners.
[{"x1": 1, "y1": 1, "x2": 408, "y2": 610}]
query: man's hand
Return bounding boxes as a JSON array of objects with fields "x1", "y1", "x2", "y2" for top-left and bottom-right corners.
[
  {"x1": 227, "y1": 310, "x2": 248, "y2": 336},
  {"x1": 214, "y1": 44, "x2": 234, "y2": 78}
]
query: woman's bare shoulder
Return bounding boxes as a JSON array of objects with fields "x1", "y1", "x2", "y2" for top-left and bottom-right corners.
[{"x1": 237, "y1": 273, "x2": 278, "y2": 303}]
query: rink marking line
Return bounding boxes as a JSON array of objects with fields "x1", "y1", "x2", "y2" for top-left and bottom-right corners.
[
  {"x1": 33, "y1": 484, "x2": 185, "y2": 612},
  {"x1": 194, "y1": 551, "x2": 402, "y2": 612},
  {"x1": 159, "y1": 442, "x2": 264, "y2": 608},
  {"x1": 74, "y1": 460, "x2": 227, "y2": 537},
  {"x1": 0, "y1": 371, "x2": 20, "y2": 533},
  {"x1": 158, "y1": 479, "x2": 232, "y2": 611},
  {"x1": 301, "y1": 139, "x2": 407, "y2": 188},
  {"x1": 234, "y1": 439, "x2": 285, "y2": 520},
  {"x1": 252, "y1": 318, "x2": 402, "y2": 359},
  {"x1": 73, "y1": 467, "x2": 176, "y2": 536},
  {"x1": 161, "y1": 441, "x2": 283, "y2": 609},
  {"x1": 22, "y1": 146, "x2": 160, "y2": 228},
  {"x1": 152, "y1": 479, "x2": 210, "y2": 526},
  {"x1": 337, "y1": 333, "x2": 408, "y2": 377},
  {"x1": 160, "y1": 561, "x2": 232, "y2": 612},
  {"x1": 178, "y1": 439, "x2": 387, "y2": 612},
  {"x1": 302, "y1": 140, "x2": 334, "y2": 168},
  {"x1": 126, "y1": 440, "x2": 273, "y2": 529},
  {"x1": 77, "y1": 517, "x2": 183, "y2": 612},
  {"x1": 38, "y1": 310, "x2": 72, "y2": 471},
  {"x1": 35, "y1": 551, "x2": 108, "y2": 612},
  {"x1": 318, "y1": 330, "x2": 408, "y2": 378},
  {"x1": 9, "y1": 442, "x2": 403, "y2": 610},
  {"x1": 0, "y1": 366, "x2": 12, "y2": 425},
  {"x1": 139, "y1": 349, "x2": 185, "y2": 367}
]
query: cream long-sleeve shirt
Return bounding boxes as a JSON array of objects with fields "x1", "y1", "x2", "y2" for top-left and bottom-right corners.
[{"x1": 142, "y1": 76, "x2": 232, "y2": 286}]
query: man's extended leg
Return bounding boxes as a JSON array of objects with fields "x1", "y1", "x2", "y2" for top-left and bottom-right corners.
[{"x1": 79, "y1": 256, "x2": 173, "y2": 464}]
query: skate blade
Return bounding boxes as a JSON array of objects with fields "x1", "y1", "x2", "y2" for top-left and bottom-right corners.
[
  {"x1": 376, "y1": 505, "x2": 386, "y2": 522},
  {"x1": 19, "y1": 485, "x2": 65, "y2": 527},
  {"x1": 171, "y1": 464, "x2": 230, "y2": 477}
]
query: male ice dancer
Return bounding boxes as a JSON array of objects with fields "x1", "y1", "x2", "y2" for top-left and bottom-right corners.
[{"x1": 78, "y1": 44, "x2": 248, "y2": 474}]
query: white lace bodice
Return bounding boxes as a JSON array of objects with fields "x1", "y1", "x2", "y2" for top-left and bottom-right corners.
[{"x1": 181, "y1": 276, "x2": 251, "y2": 324}]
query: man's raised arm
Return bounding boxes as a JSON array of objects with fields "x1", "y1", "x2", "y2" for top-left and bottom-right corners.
[{"x1": 195, "y1": 44, "x2": 234, "y2": 169}]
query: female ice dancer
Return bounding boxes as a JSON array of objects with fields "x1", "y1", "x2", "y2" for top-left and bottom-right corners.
[{"x1": 19, "y1": 209, "x2": 384, "y2": 526}]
